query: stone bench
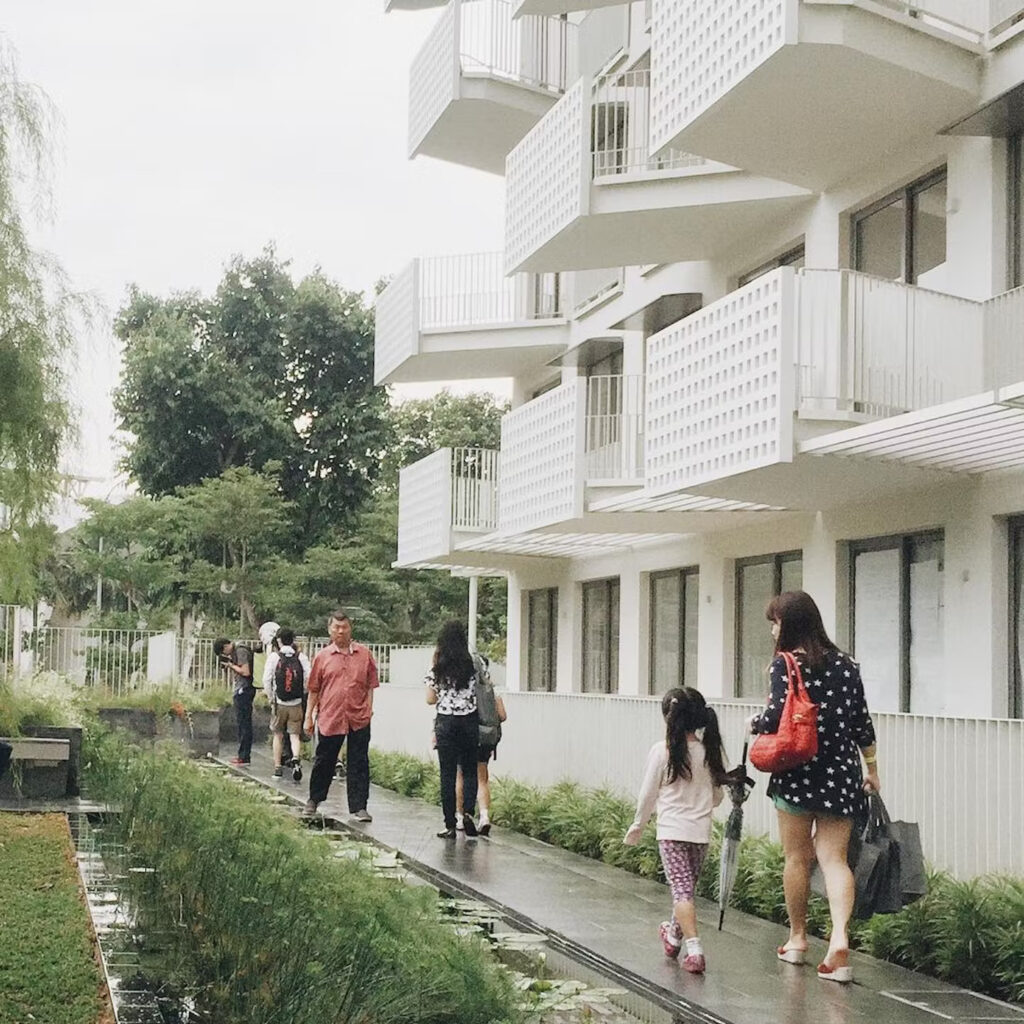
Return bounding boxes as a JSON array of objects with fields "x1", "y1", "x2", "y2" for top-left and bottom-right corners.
[{"x1": 0, "y1": 736, "x2": 74, "y2": 800}]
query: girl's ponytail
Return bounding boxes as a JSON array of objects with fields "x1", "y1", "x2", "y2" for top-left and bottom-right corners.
[{"x1": 701, "y1": 705, "x2": 728, "y2": 784}]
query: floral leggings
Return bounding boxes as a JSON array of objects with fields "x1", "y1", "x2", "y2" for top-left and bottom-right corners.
[{"x1": 658, "y1": 840, "x2": 708, "y2": 905}]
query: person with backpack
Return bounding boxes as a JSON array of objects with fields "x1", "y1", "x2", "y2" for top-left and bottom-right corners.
[
  {"x1": 454, "y1": 652, "x2": 506, "y2": 837},
  {"x1": 214, "y1": 637, "x2": 255, "y2": 766},
  {"x1": 262, "y1": 627, "x2": 310, "y2": 781},
  {"x1": 425, "y1": 620, "x2": 485, "y2": 839}
]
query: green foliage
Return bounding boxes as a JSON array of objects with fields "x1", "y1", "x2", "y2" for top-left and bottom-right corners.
[
  {"x1": 114, "y1": 248, "x2": 389, "y2": 543},
  {"x1": 368, "y1": 748, "x2": 1024, "y2": 1006},
  {"x1": 80, "y1": 682, "x2": 230, "y2": 714},
  {"x1": 84, "y1": 729, "x2": 517, "y2": 1024},
  {"x1": 0, "y1": 813, "x2": 109, "y2": 1024},
  {"x1": 0, "y1": 674, "x2": 81, "y2": 736},
  {"x1": 0, "y1": 45, "x2": 84, "y2": 590}
]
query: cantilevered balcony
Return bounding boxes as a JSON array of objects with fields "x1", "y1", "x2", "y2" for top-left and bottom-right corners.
[
  {"x1": 395, "y1": 448, "x2": 500, "y2": 567},
  {"x1": 648, "y1": 0, "x2": 982, "y2": 190},
  {"x1": 409, "y1": 0, "x2": 574, "y2": 174},
  {"x1": 505, "y1": 70, "x2": 811, "y2": 273},
  {"x1": 513, "y1": 0, "x2": 628, "y2": 14},
  {"x1": 386, "y1": 0, "x2": 445, "y2": 10},
  {"x1": 644, "y1": 267, "x2": 1021, "y2": 507},
  {"x1": 373, "y1": 253, "x2": 568, "y2": 384}
]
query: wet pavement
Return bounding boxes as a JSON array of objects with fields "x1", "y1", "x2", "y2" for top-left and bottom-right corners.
[{"x1": 221, "y1": 746, "x2": 1024, "y2": 1024}]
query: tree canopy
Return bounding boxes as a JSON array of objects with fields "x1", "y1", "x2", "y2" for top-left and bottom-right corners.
[
  {"x1": 113, "y1": 249, "x2": 390, "y2": 543},
  {"x1": 0, "y1": 44, "x2": 80, "y2": 599}
]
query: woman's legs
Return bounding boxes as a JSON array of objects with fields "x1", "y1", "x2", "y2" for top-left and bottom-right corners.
[
  {"x1": 435, "y1": 718, "x2": 459, "y2": 830},
  {"x1": 777, "y1": 808, "x2": 815, "y2": 951},
  {"x1": 477, "y1": 762, "x2": 490, "y2": 820},
  {"x1": 813, "y1": 814, "x2": 854, "y2": 956},
  {"x1": 456, "y1": 721, "x2": 479, "y2": 821}
]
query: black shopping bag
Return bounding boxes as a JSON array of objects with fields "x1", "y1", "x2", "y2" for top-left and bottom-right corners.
[
  {"x1": 850, "y1": 824, "x2": 902, "y2": 918},
  {"x1": 871, "y1": 793, "x2": 928, "y2": 905}
]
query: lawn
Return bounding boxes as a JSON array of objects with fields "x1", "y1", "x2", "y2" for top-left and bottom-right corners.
[{"x1": 0, "y1": 813, "x2": 114, "y2": 1024}]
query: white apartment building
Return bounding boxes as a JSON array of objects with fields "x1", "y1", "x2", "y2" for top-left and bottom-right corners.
[{"x1": 375, "y1": 0, "x2": 1024, "y2": 877}]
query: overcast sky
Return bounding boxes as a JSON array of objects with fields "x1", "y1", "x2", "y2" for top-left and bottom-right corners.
[{"x1": 3, "y1": 1, "x2": 507, "y2": 488}]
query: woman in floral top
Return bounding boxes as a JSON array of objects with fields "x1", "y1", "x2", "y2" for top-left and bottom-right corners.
[
  {"x1": 751, "y1": 591, "x2": 880, "y2": 985},
  {"x1": 425, "y1": 620, "x2": 481, "y2": 839}
]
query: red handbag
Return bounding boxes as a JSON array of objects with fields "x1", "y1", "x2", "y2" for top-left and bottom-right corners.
[{"x1": 749, "y1": 651, "x2": 819, "y2": 773}]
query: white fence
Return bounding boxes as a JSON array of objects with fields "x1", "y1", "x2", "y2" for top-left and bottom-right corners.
[
  {"x1": 584, "y1": 375, "x2": 644, "y2": 481},
  {"x1": 370, "y1": 685, "x2": 1024, "y2": 881},
  {"x1": 0, "y1": 616, "x2": 415, "y2": 696}
]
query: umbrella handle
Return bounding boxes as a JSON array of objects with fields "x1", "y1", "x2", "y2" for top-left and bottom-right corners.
[{"x1": 740, "y1": 740, "x2": 748, "y2": 766}]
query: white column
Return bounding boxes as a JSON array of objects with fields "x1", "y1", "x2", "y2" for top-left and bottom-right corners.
[{"x1": 468, "y1": 575, "x2": 479, "y2": 650}]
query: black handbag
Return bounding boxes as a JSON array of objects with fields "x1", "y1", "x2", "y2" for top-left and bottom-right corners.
[{"x1": 851, "y1": 793, "x2": 927, "y2": 918}]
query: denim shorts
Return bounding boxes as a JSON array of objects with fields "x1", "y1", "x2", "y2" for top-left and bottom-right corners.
[{"x1": 772, "y1": 793, "x2": 845, "y2": 819}]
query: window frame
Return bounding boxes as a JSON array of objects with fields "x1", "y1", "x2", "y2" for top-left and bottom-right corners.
[
  {"x1": 1010, "y1": 517, "x2": 1024, "y2": 718},
  {"x1": 734, "y1": 550, "x2": 802, "y2": 698},
  {"x1": 848, "y1": 529, "x2": 944, "y2": 714},
  {"x1": 737, "y1": 243, "x2": 805, "y2": 288},
  {"x1": 581, "y1": 576, "x2": 620, "y2": 694},
  {"x1": 852, "y1": 167, "x2": 947, "y2": 284},
  {"x1": 526, "y1": 587, "x2": 559, "y2": 692},
  {"x1": 648, "y1": 566, "x2": 700, "y2": 694},
  {"x1": 1009, "y1": 134, "x2": 1023, "y2": 290}
]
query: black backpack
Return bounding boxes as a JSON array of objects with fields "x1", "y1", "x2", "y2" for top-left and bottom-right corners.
[{"x1": 274, "y1": 651, "x2": 304, "y2": 702}]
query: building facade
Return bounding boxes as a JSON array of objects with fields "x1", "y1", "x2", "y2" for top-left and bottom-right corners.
[{"x1": 376, "y1": 0, "x2": 1024, "y2": 875}]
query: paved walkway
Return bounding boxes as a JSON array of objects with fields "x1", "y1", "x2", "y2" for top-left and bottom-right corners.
[{"x1": 223, "y1": 746, "x2": 1023, "y2": 1024}]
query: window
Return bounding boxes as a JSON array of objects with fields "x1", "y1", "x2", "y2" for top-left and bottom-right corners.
[
  {"x1": 853, "y1": 169, "x2": 947, "y2": 286},
  {"x1": 735, "y1": 552, "x2": 802, "y2": 698},
  {"x1": 1011, "y1": 519, "x2": 1024, "y2": 718},
  {"x1": 1010, "y1": 134, "x2": 1023, "y2": 290},
  {"x1": 737, "y1": 244, "x2": 805, "y2": 288},
  {"x1": 582, "y1": 578, "x2": 619, "y2": 693},
  {"x1": 850, "y1": 532, "x2": 944, "y2": 714},
  {"x1": 526, "y1": 588, "x2": 558, "y2": 692},
  {"x1": 650, "y1": 568, "x2": 699, "y2": 694}
]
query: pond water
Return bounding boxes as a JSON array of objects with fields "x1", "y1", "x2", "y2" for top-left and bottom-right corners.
[{"x1": 71, "y1": 791, "x2": 676, "y2": 1024}]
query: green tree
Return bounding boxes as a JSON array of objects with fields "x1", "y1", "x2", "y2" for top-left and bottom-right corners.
[
  {"x1": 0, "y1": 45, "x2": 80, "y2": 590},
  {"x1": 113, "y1": 249, "x2": 389, "y2": 541}
]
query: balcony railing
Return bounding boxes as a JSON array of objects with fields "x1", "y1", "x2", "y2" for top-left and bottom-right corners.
[
  {"x1": 584, "y1": 375, "x2": 644, "y2": 480},
  {"x1": 397, "y1": 447, "x2": 500, "y2": 565},
  {"x1": 460, "y1": 0, "x2": 573, "y2": 92},
  {"x1": 419, "y1": 253, "x2": 562, "y2": 329},
  {"x1": 796, "y1": 270, "x2": 985, "y2": 418},
  {"x1": 591, "y1": 69, "x2": 705, "y2": 178},
  {"x1": 451, "y1": 448, "x2": 500, "y2": 531}
]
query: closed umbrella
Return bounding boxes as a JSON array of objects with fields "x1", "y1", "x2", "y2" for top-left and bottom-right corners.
[{"x1": 718, "y1": 742, "x2": 755, "y2": 930}]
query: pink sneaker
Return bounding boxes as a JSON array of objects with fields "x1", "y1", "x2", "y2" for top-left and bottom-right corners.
[
  {"x1": 683, "y1": 953, "x2": 706, "y2": 974},
  {"x1": 659, "y1": 921, "x2": 681, "y2": 959}
]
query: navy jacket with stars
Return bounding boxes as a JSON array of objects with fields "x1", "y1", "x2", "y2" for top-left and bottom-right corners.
[{"x1": 751, "y1": 650, "x2": 876, "y2": 818}]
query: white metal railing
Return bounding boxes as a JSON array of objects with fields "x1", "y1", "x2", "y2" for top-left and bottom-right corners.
[
  {"x1": 460, "y1": 0, "x2": 573, "y2": 93},
  {"x1": 7, "y1": 624, "x2": 406, "y2": 695},
  {"x1": 419, "y1": 253, "x2": 562, "y2": 329},
  {"x1": 370, "y1": 684, "x2": 1024, "y2": 880},
  {"x1": 570, "y1": 266, "x2": 621, "y2": 314},
  {"x1": 0, "y1": 604, "x2": 18, "y2": 685},
  {"x1": 591, "y1": 69, "x2": 705, "y2": 178},
  {"x1": 451, "y1": 448, "x2": 500, "y2": 531},
  {"x1": 983, "y1": 284, "x2": 1024, "y2": 389},
  {"x1": 797, "y1": 269, "x2": 984, "y2": 417},
  {"x1": 584, "y1": 375, "x2": 644, "y2": 480}
]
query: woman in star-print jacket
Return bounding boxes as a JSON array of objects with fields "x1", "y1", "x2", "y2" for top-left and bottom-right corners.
[{"x1": 750, "y1": 590, "x2": 879, "y2": 985}]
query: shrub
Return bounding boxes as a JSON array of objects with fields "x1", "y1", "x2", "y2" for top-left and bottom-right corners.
[{"x1": 84, "y1": 728, "x2": 517, "y2": 1024}]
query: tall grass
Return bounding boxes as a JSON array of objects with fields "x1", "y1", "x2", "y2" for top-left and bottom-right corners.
[
  {"x1": 368, "y1": 748, "x2": 1024, "y2": 1006},
  {"x1": 85, "y1": 728, "x2": 518, "y2": 1024}
]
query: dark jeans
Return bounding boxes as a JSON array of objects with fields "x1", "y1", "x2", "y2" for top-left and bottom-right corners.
[
  {"x1": 310, "y1": 724, "x2": 371, "y2": 811},
  {"x1": 435, "y1": 712, "x2": 479, "y2": 830},
  {"x1": 233, "y1": 689, "x2": 255, "y2": 761}
]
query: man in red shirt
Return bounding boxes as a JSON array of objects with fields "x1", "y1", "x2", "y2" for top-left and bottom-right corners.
[{"x1": 303, "y1": 611, "x2": 379, "y2": 820}]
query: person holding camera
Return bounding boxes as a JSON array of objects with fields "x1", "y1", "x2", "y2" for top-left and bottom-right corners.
[{"x1": 214, "y1": 637, "x2": 255, "y2": 765}]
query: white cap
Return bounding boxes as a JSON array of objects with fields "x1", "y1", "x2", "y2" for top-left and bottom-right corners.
[{"x1": 258, "y1": 621, "x2": 281, "y2": 646}]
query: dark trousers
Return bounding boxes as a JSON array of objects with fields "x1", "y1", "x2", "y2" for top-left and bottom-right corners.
[
  {"x1": 310, "y1": 724, "x2": 371, "y2": 810},
  {"x1": 233, "y1": 689, "x2": 255, "y2": 761},
  {"x1": 435, "y1": 713, "x2": 479, "y2": 830}
]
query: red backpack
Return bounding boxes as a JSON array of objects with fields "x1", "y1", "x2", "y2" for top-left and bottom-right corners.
[{"x1": 749, "y1": 651, "x2": 819, "y2": 774}]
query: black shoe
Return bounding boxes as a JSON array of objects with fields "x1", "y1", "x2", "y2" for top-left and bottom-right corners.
[
  {"x1": 437, "y1": 828, "x2": 457, "y2": 839},
  {"x1": 479, "y1": 821, "x2": 491, "y2": 837},
  {"x1": 462, "y1": 816, "x2": 478, "y2": 837},
  {"x1": 292, "y1": 763, "x2": 302, "y2": 783},
  {"x1": 303, "y1": 800, "x2": 319, "y2": 816},
  {"x1": 272, "y1": 766, "x2": 283, "y2": 778}
]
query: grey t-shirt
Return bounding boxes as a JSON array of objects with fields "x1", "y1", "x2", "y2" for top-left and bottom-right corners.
[{"x1": 232, "y1": 644, "x2": 254, "y2": 695}]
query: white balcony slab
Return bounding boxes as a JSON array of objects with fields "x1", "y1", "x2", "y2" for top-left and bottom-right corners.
[
  {"x1": 649, "y1": 0, "x2": 982, "y2": 190},
  {"x1": 513, "y1": 0, "x2": 626, "y2": 15},
  {"x1": 386, "y1": 0, "x2": 446, "y2": 9},
  {"x1": 374, "y1": 254, "x2": 569, "y2": 385},
  {"x1": 505, "y1": 73, "x2": 813, "y2": 273},
  {"x1": 409, "y1": 0, "x2": 572, "y2": 175}
]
